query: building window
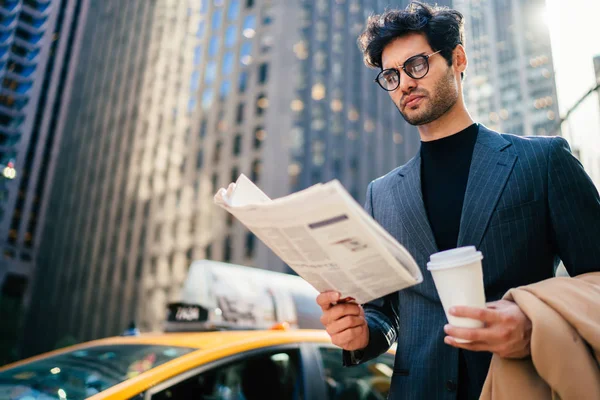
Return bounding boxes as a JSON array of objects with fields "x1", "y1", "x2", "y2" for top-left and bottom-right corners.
[
  {"x1": 251, "y1": 159, "x2": 262, "y2": 182},
  {"x1": 256, "y1": 94, "x2": 268, "y2": 116},
  {"x1": 208, "y1": 37, "x2": 220, "y2": 58},
  {"x1": 211, "y1": 173, "x2": 218, "y2": 194},
  {"x1": 202, "y1": 89, "x2": 213, "y2": 111},
  {"x1": 212, "y1": 9, "x2": 223, "y2": 30},
  {"x1": 225, "y1": 26, "x2": 237, "y2": 47},
  {"x1": 242, "y1": 15, "x2": 256, "y2": 37},
  {"x1": 258, "y1": 63, "x2": 268, "y2": 84},
  {"x1": 238, "y1": 70, "x2": 248, "y2": 93},
  {"x1": 263, "y1": 6, "x2": 273, "y2": 25},
  {"x1": 233, "y1": 134, "x2": 242, "y2": 155},
  {"x1": 228, "y1": 0, "x2": 240, "y2": 20},
  {"x1": 200, "y1": 119, "x2": 207, "y2": 138},
  {"x1": 231, "y1": 166, "x2": 239, "y2": 183},
  {"x1": 193, "y1": 45, "x2": 203, "y2": 65},
  {"x1": 220, "y1": 81, "x2": 231, "y2": 100},
  {"x1": 245, "y1": 232, "x2": 255, "y2": 257},
  {"x1": 254, "y1": 127, "x2": 265, "y2": 149},
  {"x1": 246, "y1": 0, "x2": 254, "y2": 8},
  {"x1": 240, "y1": 42, "x2": 252, "y2": 65},
  {"x1": 186, "y1": 247, "x2": 194, "y2": 265},
  {"x1": 236, "y1": 103, "x2": 244, "y2": 124},
  {"x1": 172, "y1": 221, "x2": 178, "y2": 239},
  {"x1": 205, "y1": 61, "x2": 217, "y2": 84},
  {"x1": 213, "y1": 141, "x2": 222, "y2": 163},
  {"x1": 135, "y1": 256, "x2": 144, "y2": 279},
  {"x1": 223, "y1": 52, "x2": 234, "y2": 75},
  {"x1": 206, "y1": 244, "x2": 213, "y2": 260},
  {"x1": 224, "y1": 236, "x2": 232, "y2": 261},
  {"x1": 155, "y1": 224, "x2": 162, "y2": 242}
]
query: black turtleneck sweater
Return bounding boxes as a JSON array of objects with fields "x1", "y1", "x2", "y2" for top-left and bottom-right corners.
[
  {"x1": 420, "y1": 123, "x2": 479, "y2": 251},
  {"x1": 420, "y1": 123, "x2": 479, "y2": 400}
]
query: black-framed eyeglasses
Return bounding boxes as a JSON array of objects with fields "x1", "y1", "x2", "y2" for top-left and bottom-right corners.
[{"x1": 374, "y1": 50, "x2": 442, "y2": 91}]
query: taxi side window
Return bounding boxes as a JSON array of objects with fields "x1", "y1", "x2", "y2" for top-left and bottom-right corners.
[
  {"x1": 151, "y1": 349, "x2": 303, "y2": 400},
  {"x1": 318, "y1": 347, "x2": 394, "y2": 400}
]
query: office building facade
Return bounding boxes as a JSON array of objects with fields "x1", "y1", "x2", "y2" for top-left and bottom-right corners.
[{"x1": 454, "y1": 0, "x2": 561, "y2": 137}]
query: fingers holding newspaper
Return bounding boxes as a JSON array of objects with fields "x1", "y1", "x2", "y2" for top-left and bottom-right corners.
[
  {"x1": 317, "y1": 291, "x2": 369, "y2": 351},
  {"x1": 213, "y1": 183, "x2": 237, "y2": 206}
]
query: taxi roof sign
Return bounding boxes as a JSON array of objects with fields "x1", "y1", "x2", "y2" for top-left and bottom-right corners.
[{"x1": 165, "y1": 260, "x2": 322, "y2": 332}]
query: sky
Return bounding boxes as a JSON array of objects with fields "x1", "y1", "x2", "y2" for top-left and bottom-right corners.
[{"x1": 545, "y1": 0, "x2": 600, "y2": 183}]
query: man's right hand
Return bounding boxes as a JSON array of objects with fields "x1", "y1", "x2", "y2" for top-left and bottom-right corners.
[{"x1": 317, "y1": 291, "x2": 369, "y2": 351}]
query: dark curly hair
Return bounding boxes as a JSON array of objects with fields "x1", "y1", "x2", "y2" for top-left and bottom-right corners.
[{"x1": 358, "y1": 2, "x2": 465, "y2": 78}]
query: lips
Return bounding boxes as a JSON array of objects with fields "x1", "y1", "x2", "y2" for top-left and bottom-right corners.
[{"x1": 404, "y1": 95, "x2": 424, "y2": 108}]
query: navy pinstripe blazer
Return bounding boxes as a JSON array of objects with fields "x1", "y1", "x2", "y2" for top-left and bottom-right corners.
[{"x1": 343, "y1": 126, "x2": 600, "y2": 399}]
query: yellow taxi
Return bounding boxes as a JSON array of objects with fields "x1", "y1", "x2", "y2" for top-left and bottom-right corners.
[{"x1": 0, "y1": 261, "x2": 396, "y2": 400}]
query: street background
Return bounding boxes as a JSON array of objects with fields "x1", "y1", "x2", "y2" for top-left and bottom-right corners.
[{"x1": 0, "y1": 0, "x2": 598, "y2": 366}]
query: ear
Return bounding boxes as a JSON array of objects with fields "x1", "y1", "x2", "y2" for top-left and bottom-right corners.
[{"x1": 453, "y1": 44, "x2": 468, "y2": 74}]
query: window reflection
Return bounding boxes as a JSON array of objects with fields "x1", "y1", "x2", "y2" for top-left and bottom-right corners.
[
  {"x1": 0, "y1": 345, "x2": 194, "y2": 399},
  {"x1": 240, "y1": 42, "x2": 252, "y2": 65},
  {"x1": 212, "y1": 9, "x2": 223, "y2": 30},
  {"x1": 223, "y1": 52, "x2": 234, "y2": 75},
  {"x1": 209, "y1": 37, "x2": 220, "y2": 57},
  {"x1": 193, "y1": 46, "x2": 203, "y2": 65},
  {"x1": 228, "y1": 0, "x2": 240, "y2": 20},
  {"x1": 220, "y1": 81, "x2": 231, "y2": 100},
  {"x1": 243, "y1": 15, "x2": 256, "y2": 31},
  {"x1": 256, "y1": 94, "x2": 268, "y2": 116},
  {"x1": 225, "y1": 26, "x2": 237, "y2": 47},
  {"x1": 196, "y1": 21, "x2": 205, "y2": 38},
  {"x1": 205, "y1": 62, "x2": 216, "y2": 84},
  {"x1": 190, "y1": 71, "x2": 200, "y2": 91},
  {"x1": 202, "y1": 89, "x2": 214, "y2": 111},
  {"x1": 238, "y1": 70, "x2": 248, "y2": 93}
]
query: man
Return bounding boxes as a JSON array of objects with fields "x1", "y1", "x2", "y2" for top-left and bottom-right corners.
[{"x1": 316, "y1": 2, "x2": 600, "y2": 399}]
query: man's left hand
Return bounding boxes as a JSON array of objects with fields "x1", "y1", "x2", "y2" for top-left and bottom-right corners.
[{"x1": 443, "y1": 299, "x2": 532, "y2": 359}]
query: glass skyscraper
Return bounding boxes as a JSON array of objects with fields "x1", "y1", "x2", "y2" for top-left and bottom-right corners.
[
  {"x1": 0, "y1": 0, "x2": 87, "y2": 365},
  {"x1": 454, "y1": 0, "x2": 561, "y2": 137}
]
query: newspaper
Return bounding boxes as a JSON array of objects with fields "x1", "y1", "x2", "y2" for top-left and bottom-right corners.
[{"x1": 214, "y1": 174, "x2": 423, "y2": 305}]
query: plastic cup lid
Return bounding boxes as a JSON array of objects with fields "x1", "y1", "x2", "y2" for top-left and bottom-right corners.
[{"x1": 427, "y1": 246, "x2": 483, "y2": 270}]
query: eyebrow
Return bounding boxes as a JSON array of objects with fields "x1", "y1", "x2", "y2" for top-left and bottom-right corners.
[{"x1": 384, "y1": 52, "x2": 428, "y2": 70}]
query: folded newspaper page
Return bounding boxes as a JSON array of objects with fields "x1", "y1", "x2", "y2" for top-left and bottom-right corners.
[{"x1": 214, "y1": 174, "x2": 423, "y2": 304}]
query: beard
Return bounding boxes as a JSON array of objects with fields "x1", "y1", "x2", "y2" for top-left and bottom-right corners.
[{"x1": 396, "y1": 67, "x2": 458, "y2": 126}]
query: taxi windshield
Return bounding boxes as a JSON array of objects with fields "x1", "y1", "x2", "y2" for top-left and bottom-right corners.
[{"x1": 0, "y1": 344, "x2": 195, "y2": 399}]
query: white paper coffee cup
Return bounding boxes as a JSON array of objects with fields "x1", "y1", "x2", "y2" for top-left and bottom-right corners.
[{"x1": 427, "y1": 246, "x2": 486, "y2": 343}]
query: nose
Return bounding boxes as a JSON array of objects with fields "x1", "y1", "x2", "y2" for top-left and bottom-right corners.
[{"x1": 397, "y1": 68, "x2": 417, "y2": 95}]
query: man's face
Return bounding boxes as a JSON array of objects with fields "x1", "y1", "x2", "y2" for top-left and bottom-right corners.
[{"x1": 381, "y1": 33, "x2": 459, "y2": 126}]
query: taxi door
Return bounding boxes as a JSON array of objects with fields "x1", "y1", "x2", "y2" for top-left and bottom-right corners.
[
  {"x1": 140, "y1": 343, "x2": 325, "y2": 400},
  {"x1": 307, "y1": 343, "x2": 396, "y2": 400}
]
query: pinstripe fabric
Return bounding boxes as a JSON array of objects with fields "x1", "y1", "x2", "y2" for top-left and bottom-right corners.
[{"x1": 343, "y1": 126, "x2": 600, "y2": 399}]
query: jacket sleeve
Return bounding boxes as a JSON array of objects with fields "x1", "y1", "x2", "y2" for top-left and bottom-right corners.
[
  {"x1": 548, "y1": 137, "x2": 600, "y2": 276},
  {"x1": 343, "y1": 181, "x2": 400, "y2": 366}
]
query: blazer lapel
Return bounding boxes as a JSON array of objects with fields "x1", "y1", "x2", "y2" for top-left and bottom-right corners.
[
  {"x1": 457, "y1": 126, "x2": 517, "y2": 248},
  {"x1": 393, "y1": 154, "x2": 439, "y2": 259}
]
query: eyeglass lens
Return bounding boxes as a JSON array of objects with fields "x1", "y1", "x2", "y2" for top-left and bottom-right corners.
[{"x1": 377, "y1": 55, "x2": 430, "y2": 91}]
